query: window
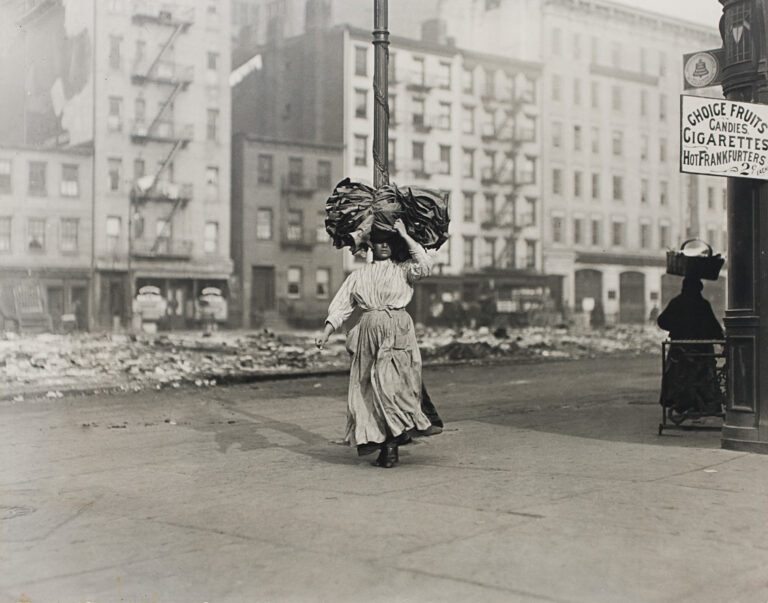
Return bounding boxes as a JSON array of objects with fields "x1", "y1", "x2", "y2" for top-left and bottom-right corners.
[
  {"x1": 354, "y1": 89, "x2": 367, "y2": 118},
  {"x1": 439, "y1": 145, "x2": 451, "y2": 174},
  {"x1": 462, "y1": 67, "x2": 474, "y2": 94},
  {"x1": 135, "y1": 97, "x2": 146, "y2": 123},
  {"x1": 316, "y1": 268, "x2": 330, "y2": 298},
  {"x1": 316, "y1": 212, "x2": 329, "y2": 242},
  {"x1": 591, "y1": 173, "x2": 600, "y2": 200},
  {"x1": 109, "y1": 35, "x2": 121, "y2": 69},
  {"x1": 207, "y1": 51, "x2": 219, "y2": 70},
  {"x1": 659, "y1": 138, "x2": 667, "y2": 162},
  {"x1": 206, "y1": 166, "x2": 219, "y2": 201},
  {"x1": 354, "y1": 46, "x2": 367, "y2": 76},
  {"x1": 611, "y1": 86, "x2": 622, "y2": 111},
  {"x1": 463, "y1": 236, "x2": 475, "y2": 268},
  {"x1": 707, "y1": 187, "x2": 716, "y2": 210},
  {"x1": 520, "y1": 155, "x2": 536, "y2": 184},
  {"x1": 590, "y1": 81, "x2": 599, "y2": 109},
  {"x1": 60, "y1": 218, "x2": 78, "y2": 252},
  {"x1": 61, "y1": 164, "x2": 79, "y2": 197},
  {"x1": 256, "y1": 208, "x2": 272, "y2": 240},
  {"x1": 574, "y1": 171, "x2": 582, "y2": 198},
  {"x1": 106, "y1": 216, "x2": 121, "y2": 251},
  {"x1": 354, "y1": 135, "x2": 368, "y2": 166},
  {"x1": 641, "y1": 178, "x2": 649, "y2": 204},
  {"x1": 591, "y1": 126, "x2": 599, "y2": 153},
  {"x1": 525, "y1": 240, "x2": 536, "y2": 268},
  {"x1": 389, "y1": 139, "x2": 397, "y2": 173},
  {"x1": 462, "y1": 105, "x2": 475, "y2": 134},
  {"x1": 413, "y1": 57, "x2": 426, "y2": 86},
  {"x1": 288, "y1": 157, "x2": 303, "y2": 186},
  {"x1": 28, "y1": 218, "x2": 45, "y2": 250},
  {"x1": 659, "y1": 223, "x2": 670, "y2": 248},
  {"x1": 611, "y1": 42, "x2": 621, "y2": 68},
  {"x1": 412, "y1": 97, "x2": 426, "y2": 127},
  {"x1": 611, "y1": 220, "x2": 625, "y2": 247},
  {"x1": 573, "y1": 79, "x2": 581, "y2": 105},
  {"x1": 640, "y1": 134, "x2": 649, "y2": 161},
  {"x1": 108, "y1": 158, "x2": 121, "y2": 192},
  {"x1": 573, "y1": 125, "x2": 582, "y2": 151},
  {"x1": 552, "y1": 215, "x2": 564, "y2": 243},
  {"x1": 590, "y1": 36, "x2": 599, "y2": 63},
  {"x1": 551, "y1": 27, "x2": 562, "y2": 56},
  {"x1": 207, "y1": 108, "x2": 219, "y2": 141},
  {"x1": 286, "y1": 209, "x2": 303, "y2": 241},
  {"x1": 591, "y1": 219, "x2": 601, "y2": 246},
  {"x1": 659, "y1": 51, "x2": 667, "y2": 77},
  {"x1": 317, "y1": 160, "x2": 332, "y2": 188},
  {"x1": 0, "y1": 217, "x2": 10, "y2": 251},
  {"x1": 552, "y1": 168, "x2": 562, "y2": 195},
  {"x1": 552, "y1": 121, "x2": 562, "y2": 148},
  {"x1": 519, "y1": 114, "x2": 536, "y2": 140},
  {"x1": 572, "y1": 218, "x2": 583, "y2": 245},
  {"x1": 640, "y1": 89, "x2": 648, "y2": 116},
  {"x1": 204, "y1": 222, "x2": 218, "y2": 254},
  {"x1": 108, "y1": 96, "x2": 122, "y2": 131},
  {"x1": 521, "y1": 76, "x2": 536, "y2": 103},
  {"x1": 134, "y1": 158, "x2": 145, "y2": 179},
  {"x1": 438, "y1": 61, "x2": 451, "y2": 89},
  {"x1": 659, "y1": 180, "x2": 668, "y2": 205},
  {"x1": 462, "y1": 148, "x2": 474, "y2": 178},
  {"x1": 612, "y1": 175, "x2": 623, "y2": 201},
  {"x1": 463, "y1": 192, "x2": 475, "y2": 222},
  {"x1": 484, "y1": 68, "x2": 496, "y2": 98},
  {"x1": 481, "y1": 237, "x2": 496, "y2": 267},
  {"x1": 612, "y1": 130, "x2": 623, "y2": 156},
  {"x1": 412, "y1": 141, "x2": 424, "y2": 173},
  {"x1": 437, "y1": 102, "x2": 451, "y2": 129},
  {"x1": 155, "y1": 218, "x2": 170, "y2": 253},
  {"x1": 388, "y1": 52, "x2": 397, "y2": 82},
  {"x1": 659, "y1": 94, "x2": 667, "y2": 121},
  {"x1": 640, "y1": 47, "x2": 648, "y2": 73},
  {"x1": 484, "y1": 194, "x2": 495, "y2": 223},
  {"x1": 0, "y1": 159, "x2": 10, "y2": 193},
  {"x1": 573, "y1": 33, "x2": 582, "y2": 59},
  {"x1": 257, "y1": 154, "x2": 273, "y2": 184},
  {"x1": 525, "y1": 197, "x2": 537, "y2": 226},
  {"x1": 287, "y1": 266, "x2": 302, "y2": 298},
  {"x1": 552, "y1": 74, "x2": 561, "y2": 102},
  {"x1": 640, "y1": 222, "x2": 650, "y2": 248},
  {"x1": 28, "y1": 161, "x2": 47, "y2": 195}
]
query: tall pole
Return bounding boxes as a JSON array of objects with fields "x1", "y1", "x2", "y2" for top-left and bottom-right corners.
[{"x1": 372, "y1": 0, "x2": 390, "y2": 188}]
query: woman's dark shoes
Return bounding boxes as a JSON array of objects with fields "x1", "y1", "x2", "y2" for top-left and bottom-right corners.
[{"x1": 373, "y1": 442, "x2": 399, "y2": 468}]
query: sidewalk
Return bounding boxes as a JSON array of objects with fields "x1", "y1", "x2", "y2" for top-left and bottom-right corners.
[{"x1": 1, "y1": 357, "x2": 766, "y2": 602}]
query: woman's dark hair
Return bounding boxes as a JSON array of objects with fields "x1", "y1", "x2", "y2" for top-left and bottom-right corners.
[
  {"x1": 369, "y1": 229, "x2": 410, "y2": 263},
  {"x1": 682, "y1": 276, "x2": 703, "y2": 294}
]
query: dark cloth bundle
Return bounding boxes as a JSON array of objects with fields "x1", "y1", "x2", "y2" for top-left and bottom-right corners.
[{"x1": 325, "y1": 178, "x2": 450, "y2": 254}]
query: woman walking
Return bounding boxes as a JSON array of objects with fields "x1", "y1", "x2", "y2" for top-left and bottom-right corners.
[{"x1": 316, "y1": 219, "x2": 437, "y2": 468}]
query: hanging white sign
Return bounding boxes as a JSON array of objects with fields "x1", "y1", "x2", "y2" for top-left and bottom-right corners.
[{"x1": 680, "y1": 94, "x2": 768, "y2": 180}]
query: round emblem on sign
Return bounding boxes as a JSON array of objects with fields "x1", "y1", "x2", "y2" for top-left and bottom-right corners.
[{"x1": 684, "y1": 52, "x2": 719, "y2": 88}]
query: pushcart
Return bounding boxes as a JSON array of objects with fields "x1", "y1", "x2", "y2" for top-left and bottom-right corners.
[{"x1": 658, "y1": 339, "x2": 727, "y2": 435}]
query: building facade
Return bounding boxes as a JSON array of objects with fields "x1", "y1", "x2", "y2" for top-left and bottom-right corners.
[
  {"x1": 230, "y1": 134, "x2": 345, "y2": 328},
  {"x1": 0, "y1": 145, "x2": 93, "y2": 331}
]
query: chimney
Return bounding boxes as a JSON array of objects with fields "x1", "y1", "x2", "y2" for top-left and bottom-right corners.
[{"x1": 421, "y1": 18, "x2": 447, "y2": 45}]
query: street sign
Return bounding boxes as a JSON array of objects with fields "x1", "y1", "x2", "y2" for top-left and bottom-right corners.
[
  {"x1": 682, "y1": 49, "x2": 724, "y2": 89},
  {"x1": 680, "y1": 94, "x2": 768, "y2": 180}
]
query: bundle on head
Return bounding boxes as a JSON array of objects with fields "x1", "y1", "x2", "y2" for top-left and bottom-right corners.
[{"x1": 324, "y1": 178, "x2": 450, "y2": 254}]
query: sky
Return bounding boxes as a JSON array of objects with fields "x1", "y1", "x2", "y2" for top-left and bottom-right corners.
[{"x1": 611, "y1": 0, "x2": 722, "y2": 27}]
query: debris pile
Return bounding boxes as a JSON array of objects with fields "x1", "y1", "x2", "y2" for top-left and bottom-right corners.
[{"x1": 0, "y1": 325, "x2": 664, "y2": 397}]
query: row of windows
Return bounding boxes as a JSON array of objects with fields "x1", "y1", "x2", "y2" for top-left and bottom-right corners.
[
  {"x1": 551, "y1": 76, "x2": 668, "y2": 120},
  {"x1": 108, "y1": 95, "x2": 220, "y2": 142},
  {"x1": 461, "y1": 236, "x2": 537, "y2": 270},
  {"x1": 102, "y1": 215, "x2": 220, "y2": 254},
  {"x1": 0, "y1": 159, "x2": 81, "y2": 197},
  {"x1": 552, "y1": 124, "x2": 669, "y2": 162},
  {"x1": 353, "y1": 46, "x2": 537, "y2": 102},
  {"x1": 255, "y1": 155, "x2": 333, "y2": 188},
  {"x1": 551, "y1": 215, "x2": 675, "y2": 249},
  {"x1": 285, "y1": 266, "x2": 332, "y2": 300},
  {"x1": 0, "y1": 217, "x2": 80, "y2": 253},
  {"x1": 461, "y1": 193, "x2": 537, "y2": 226},
  {"x1": 550, "y1": 28, "x2": 669, "y2": 77},
  {"x1": 253, "y1": 208, "x2": 328, "y2": 243},
  {"x1": 552, "y1": 169, "x2": 669, "y2": 206}
]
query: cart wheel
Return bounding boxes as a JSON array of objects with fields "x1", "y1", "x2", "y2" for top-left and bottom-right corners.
[{"x1": 658, "y1": 423, "x2": 664, "y2": 436}]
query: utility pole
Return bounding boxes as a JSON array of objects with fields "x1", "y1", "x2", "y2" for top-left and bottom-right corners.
[
  {"x1": 372, "y1": 0, "x2": 390, "y2": 188},
  {"x1": 719, "y1": 0, "x2": 768, "y2": 452}
]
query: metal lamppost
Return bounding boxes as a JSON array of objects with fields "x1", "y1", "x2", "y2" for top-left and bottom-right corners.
[
  {"x1": 719, "y1": 0, "x2": 768, "y2": 452},
  {"x1": 372, "y1": 0, "x2": 390, "y2": 188}
]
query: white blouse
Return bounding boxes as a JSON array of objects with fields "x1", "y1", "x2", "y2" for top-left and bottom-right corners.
[{"x1": 325, "y1": 246, "x2": 433, "y2": 330}]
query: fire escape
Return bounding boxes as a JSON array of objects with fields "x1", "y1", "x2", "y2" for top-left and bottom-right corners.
[
  {"x1": 479, "y1": 74, "x2": 535, "y2": 270},
  {"x1": 129, "y1": 3, "x2": 195, "y2": 259}
]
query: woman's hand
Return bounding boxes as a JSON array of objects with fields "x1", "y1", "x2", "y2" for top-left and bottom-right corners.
[
  {"x1": 393, "y1": 218, "x2": 408, "y2": 238},
  {"x1": 315, "y1": 323, "x2": 334, "y2": 349}
]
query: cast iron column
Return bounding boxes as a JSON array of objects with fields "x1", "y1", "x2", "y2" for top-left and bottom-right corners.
[
  {"x1": 720, "y1": 0, "x2": 768, "y2": 452},
  {"x1": 372, "y1": 0, "x2": 390, "y2": 187}
]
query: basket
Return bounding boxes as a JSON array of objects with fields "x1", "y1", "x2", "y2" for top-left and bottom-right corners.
[{"x1": 666, "y1": 239, "x2": 724, "y2": 281}]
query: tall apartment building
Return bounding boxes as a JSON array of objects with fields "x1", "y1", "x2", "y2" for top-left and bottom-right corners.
[
  {"x1": 233, "y1": 23, "x2": 559, "y2": 324},
  {"x1": 0, "y1": 0, "x2": 233, "y2": 330},
  {"x1": 0, "y1": 145, "x2": 92, "y2": 331}
]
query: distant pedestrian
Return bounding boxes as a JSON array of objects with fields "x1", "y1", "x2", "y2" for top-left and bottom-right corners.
[{"x1": 316, "y1": 220, "x2": 440, "y2": 468}]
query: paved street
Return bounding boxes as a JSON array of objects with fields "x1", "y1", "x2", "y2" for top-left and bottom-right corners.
[{"x1": 2, "y1": 354, "x2": 767, "y2": 603}]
